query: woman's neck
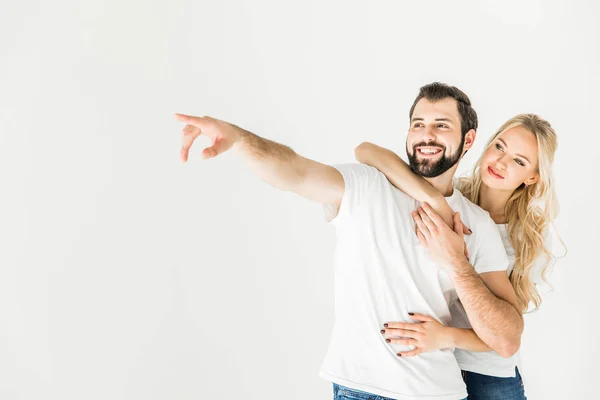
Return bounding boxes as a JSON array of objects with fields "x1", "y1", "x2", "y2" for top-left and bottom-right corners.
[{"x1": 479, "y1": 184, "x2": 513, "y2": 224}]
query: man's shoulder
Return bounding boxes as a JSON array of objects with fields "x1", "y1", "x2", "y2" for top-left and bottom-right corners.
[
  {"x1": 451, "y1": 190, "x2": 496, "y2": 229},
  {"x1": 335, "y1": 163, "x2": 416, "y2": 207},
  {"x1": 334, "y1": 163, "x2": 384, "y2": 176},
  {"x1": 334, "y1": 163, "x2": 391, "y2": 187}
]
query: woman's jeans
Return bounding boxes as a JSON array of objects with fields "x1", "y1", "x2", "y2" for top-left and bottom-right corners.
[{"x1": 462, "y1": 367, "x2": 527, "y2": 400}]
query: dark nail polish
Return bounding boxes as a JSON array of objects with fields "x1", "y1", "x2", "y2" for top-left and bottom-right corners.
[
  {"x1": 386, "y1": 339, "x2": 391, "y2": 343},
  {"x1": 408, "y1": 312, "x2": 414, "y2": 316},
  {"x1": 383, "y1": 323, "x2": 388, "y2": 328},
  {"x1": 380, "y1": 329, "x2": 385, "y2": 334},
  {"x1": 468, "y1": 229, "x2": 473, "y2": 234},
  {"x1": 397, "y1": 353, "x2": 402, "y2": 357}
]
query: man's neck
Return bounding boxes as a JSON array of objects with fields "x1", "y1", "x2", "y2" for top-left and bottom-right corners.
[{"x1": 424, "y1": 175, "x2": 455, "y2": 197}]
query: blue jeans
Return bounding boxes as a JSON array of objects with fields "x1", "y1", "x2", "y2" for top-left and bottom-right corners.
[
  {"x1": 332, "y1": 383, "x2": 467, "y2": 400},
  {"x1": 462, "y1": 367, "x2": 526, "y2": 400}
]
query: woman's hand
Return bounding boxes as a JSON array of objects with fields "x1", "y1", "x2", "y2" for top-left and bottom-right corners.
[
  {"x1": 381, "y1": 313, "x2": 454, "y2": 357},
  {"x1": 412, "y1": 202, "x2": 471, "y2": 269}
]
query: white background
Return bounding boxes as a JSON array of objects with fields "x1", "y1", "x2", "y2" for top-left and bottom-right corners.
[{"x1": 1, "y1": 0, "x2": 598, "y2": 399}]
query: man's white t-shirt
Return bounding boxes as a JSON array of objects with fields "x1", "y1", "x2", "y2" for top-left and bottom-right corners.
[
  {"x1": 319, "y1": 164, "x2": 509, "y2": 400},
  {"x1": 452, "y1": 224, "x2": 555, "y2": 378}
]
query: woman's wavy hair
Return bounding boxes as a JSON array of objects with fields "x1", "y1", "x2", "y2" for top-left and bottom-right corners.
[{"x1": 456, "y1": 114, "x2": 563, "y2": 312}]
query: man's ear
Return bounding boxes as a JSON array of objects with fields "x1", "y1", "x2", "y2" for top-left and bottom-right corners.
[
  {"x1": 524, "y1": 173, "x2": 540, "y2": 186},
  {"x1": 462, "y1": 129, "x2": 476, "y2": 155}
]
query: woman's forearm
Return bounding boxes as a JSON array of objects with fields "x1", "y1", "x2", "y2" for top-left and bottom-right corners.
[
  {"x1": 447, "y1": 327, "x2": 492, "y2": 352},
  {"x1": 355, "y1": 142, "x2": 439, "y2": 202},
  {"x1": 355, "y1": 142, "x2": 454, "y2": 227}
]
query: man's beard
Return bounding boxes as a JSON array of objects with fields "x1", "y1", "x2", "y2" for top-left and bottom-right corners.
[{"x1": 407, "y1": 139, "x2": 464, "y2": 178}]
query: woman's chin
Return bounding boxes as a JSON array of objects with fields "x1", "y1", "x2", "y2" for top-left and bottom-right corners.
[{"x1": 481, "y1": 172, "x2": 505, "y2": 190}]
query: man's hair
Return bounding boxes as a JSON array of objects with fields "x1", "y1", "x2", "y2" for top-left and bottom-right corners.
[{"x1": 408, "y1": 82, "x2": 478, "y2": 136}]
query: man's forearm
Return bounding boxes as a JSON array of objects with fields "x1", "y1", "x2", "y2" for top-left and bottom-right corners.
[
  {"x1": 231, "y1": 129, "x2": 343, "y2": 205},
  {"x1": 233, "y1": 129, "x2": 303, "y2": 191},
  {"x1": 450, "y1": 261, "x2": 523, "y2": 357}
]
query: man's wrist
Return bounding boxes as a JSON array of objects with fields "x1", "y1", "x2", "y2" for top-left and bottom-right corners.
[
  {"x1": 447, "y1": 258, "x2": 476, "y2": 280},
  {"x1": 232, "y1": 128, "x2": 251, "y2": 150}
]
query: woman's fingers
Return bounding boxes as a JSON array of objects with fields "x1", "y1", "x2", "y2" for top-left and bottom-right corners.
[
  {"x1": 397, "y1": 348, "x2": 424, "y2": 357},
  {"x1": 384, "y1": 322, "x2": 424, "y2": 332},
  {"x1": 462, "y1": 221, "x2": 472, "y2": 235},
  {"x1": 381, "y1": 328, "x2": 423, "y2": 339},
  {"x1": 408, "y1": 313, "x2": 435, "y2": 322},
  {"x1": 452, "y1": 212, "x2": 465, "y2": 236},
  {"x1": 387, "y1": 338, "x2": 418, "y2": 346}
]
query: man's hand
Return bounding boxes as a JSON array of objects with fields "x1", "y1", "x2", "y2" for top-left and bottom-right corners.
[
  {"x1": 412, "y1": 202, "x2": 471, "y2": 272},
  {"x1": 176, "y1": 113, "x2": 244, "y2": 162}
]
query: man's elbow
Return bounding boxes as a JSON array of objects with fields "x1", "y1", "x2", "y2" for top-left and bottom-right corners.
[
  {"x1": 496, "y1": 338, "x2": 521, "y2": 358},
  {"x1": 496, "y1": 312, "x2": 524, "y2": 358}
]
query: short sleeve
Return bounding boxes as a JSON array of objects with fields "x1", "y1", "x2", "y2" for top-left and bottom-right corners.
[
  {"x1": 471, "y1": 216, "x2": 510, "y2": 274},
  {"x1": 323, "y1": 163, "x2": 385, "y2": 224}
]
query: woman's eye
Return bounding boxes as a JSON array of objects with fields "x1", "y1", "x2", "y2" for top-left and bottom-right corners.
[
  {"x1": 437, "y1": 124, "x2": 449, "y2": 129},
  {"x1": 515, "y1": 159, "x2": 525, "y2": 166},
  {"x1": 495, "y1": 143, "x2": 503, "y2": 151}
]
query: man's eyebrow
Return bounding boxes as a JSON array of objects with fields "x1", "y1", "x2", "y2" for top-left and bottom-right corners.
[
  {"x1": 498, "y1": 138, "x2": 531, "y2": 163},
  {"x1": 410, "y1": 117, "x2": 454, "y2": 123}
]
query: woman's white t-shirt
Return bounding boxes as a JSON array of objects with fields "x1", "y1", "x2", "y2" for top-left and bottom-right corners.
[{"x1": 451, "y1": 223, "x2": 554, "y2": 378}]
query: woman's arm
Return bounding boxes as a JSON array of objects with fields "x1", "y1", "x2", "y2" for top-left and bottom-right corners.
[
  {"x1": 355, "y1": 142, "x2": 455, "y2": 227},
  {"x1": 446, "y1": 327, "x2": 492, "y2": 353}
]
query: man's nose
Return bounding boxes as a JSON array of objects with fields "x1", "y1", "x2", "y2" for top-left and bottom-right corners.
[{"x1": 421, "y1": 126, "x2": 437, "y2": 142}]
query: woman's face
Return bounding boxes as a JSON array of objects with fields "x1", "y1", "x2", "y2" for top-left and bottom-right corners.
[{"x1": 480, "y1": 126, "x2": 540, "y2": 191}]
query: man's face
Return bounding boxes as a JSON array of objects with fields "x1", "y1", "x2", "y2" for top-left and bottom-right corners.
[{"x1": 406, "y1": 98, "x2": 465, "y2": 178}]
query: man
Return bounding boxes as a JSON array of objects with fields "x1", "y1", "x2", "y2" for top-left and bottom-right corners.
[{"x1": 176, "y1": 82, "x2": 522, "y2": 400}]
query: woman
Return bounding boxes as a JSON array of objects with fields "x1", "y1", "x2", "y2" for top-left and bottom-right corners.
[{"x1": 355, "y1": 114, "x2": 561, "y2": 399}]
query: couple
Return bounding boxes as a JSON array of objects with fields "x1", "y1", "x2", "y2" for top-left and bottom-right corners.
[{"x1": 176, "y1": 82, "x2": 558, "y2": 400}]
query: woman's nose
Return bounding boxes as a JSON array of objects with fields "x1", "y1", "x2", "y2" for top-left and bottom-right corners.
[{"x1": 495, "y1": 155, "x2": 508, "y2": 170}]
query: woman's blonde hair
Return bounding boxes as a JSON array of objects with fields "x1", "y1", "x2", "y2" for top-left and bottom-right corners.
[{"x1": 456, "y1": 114, "x2": 561, "y2": 313}]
